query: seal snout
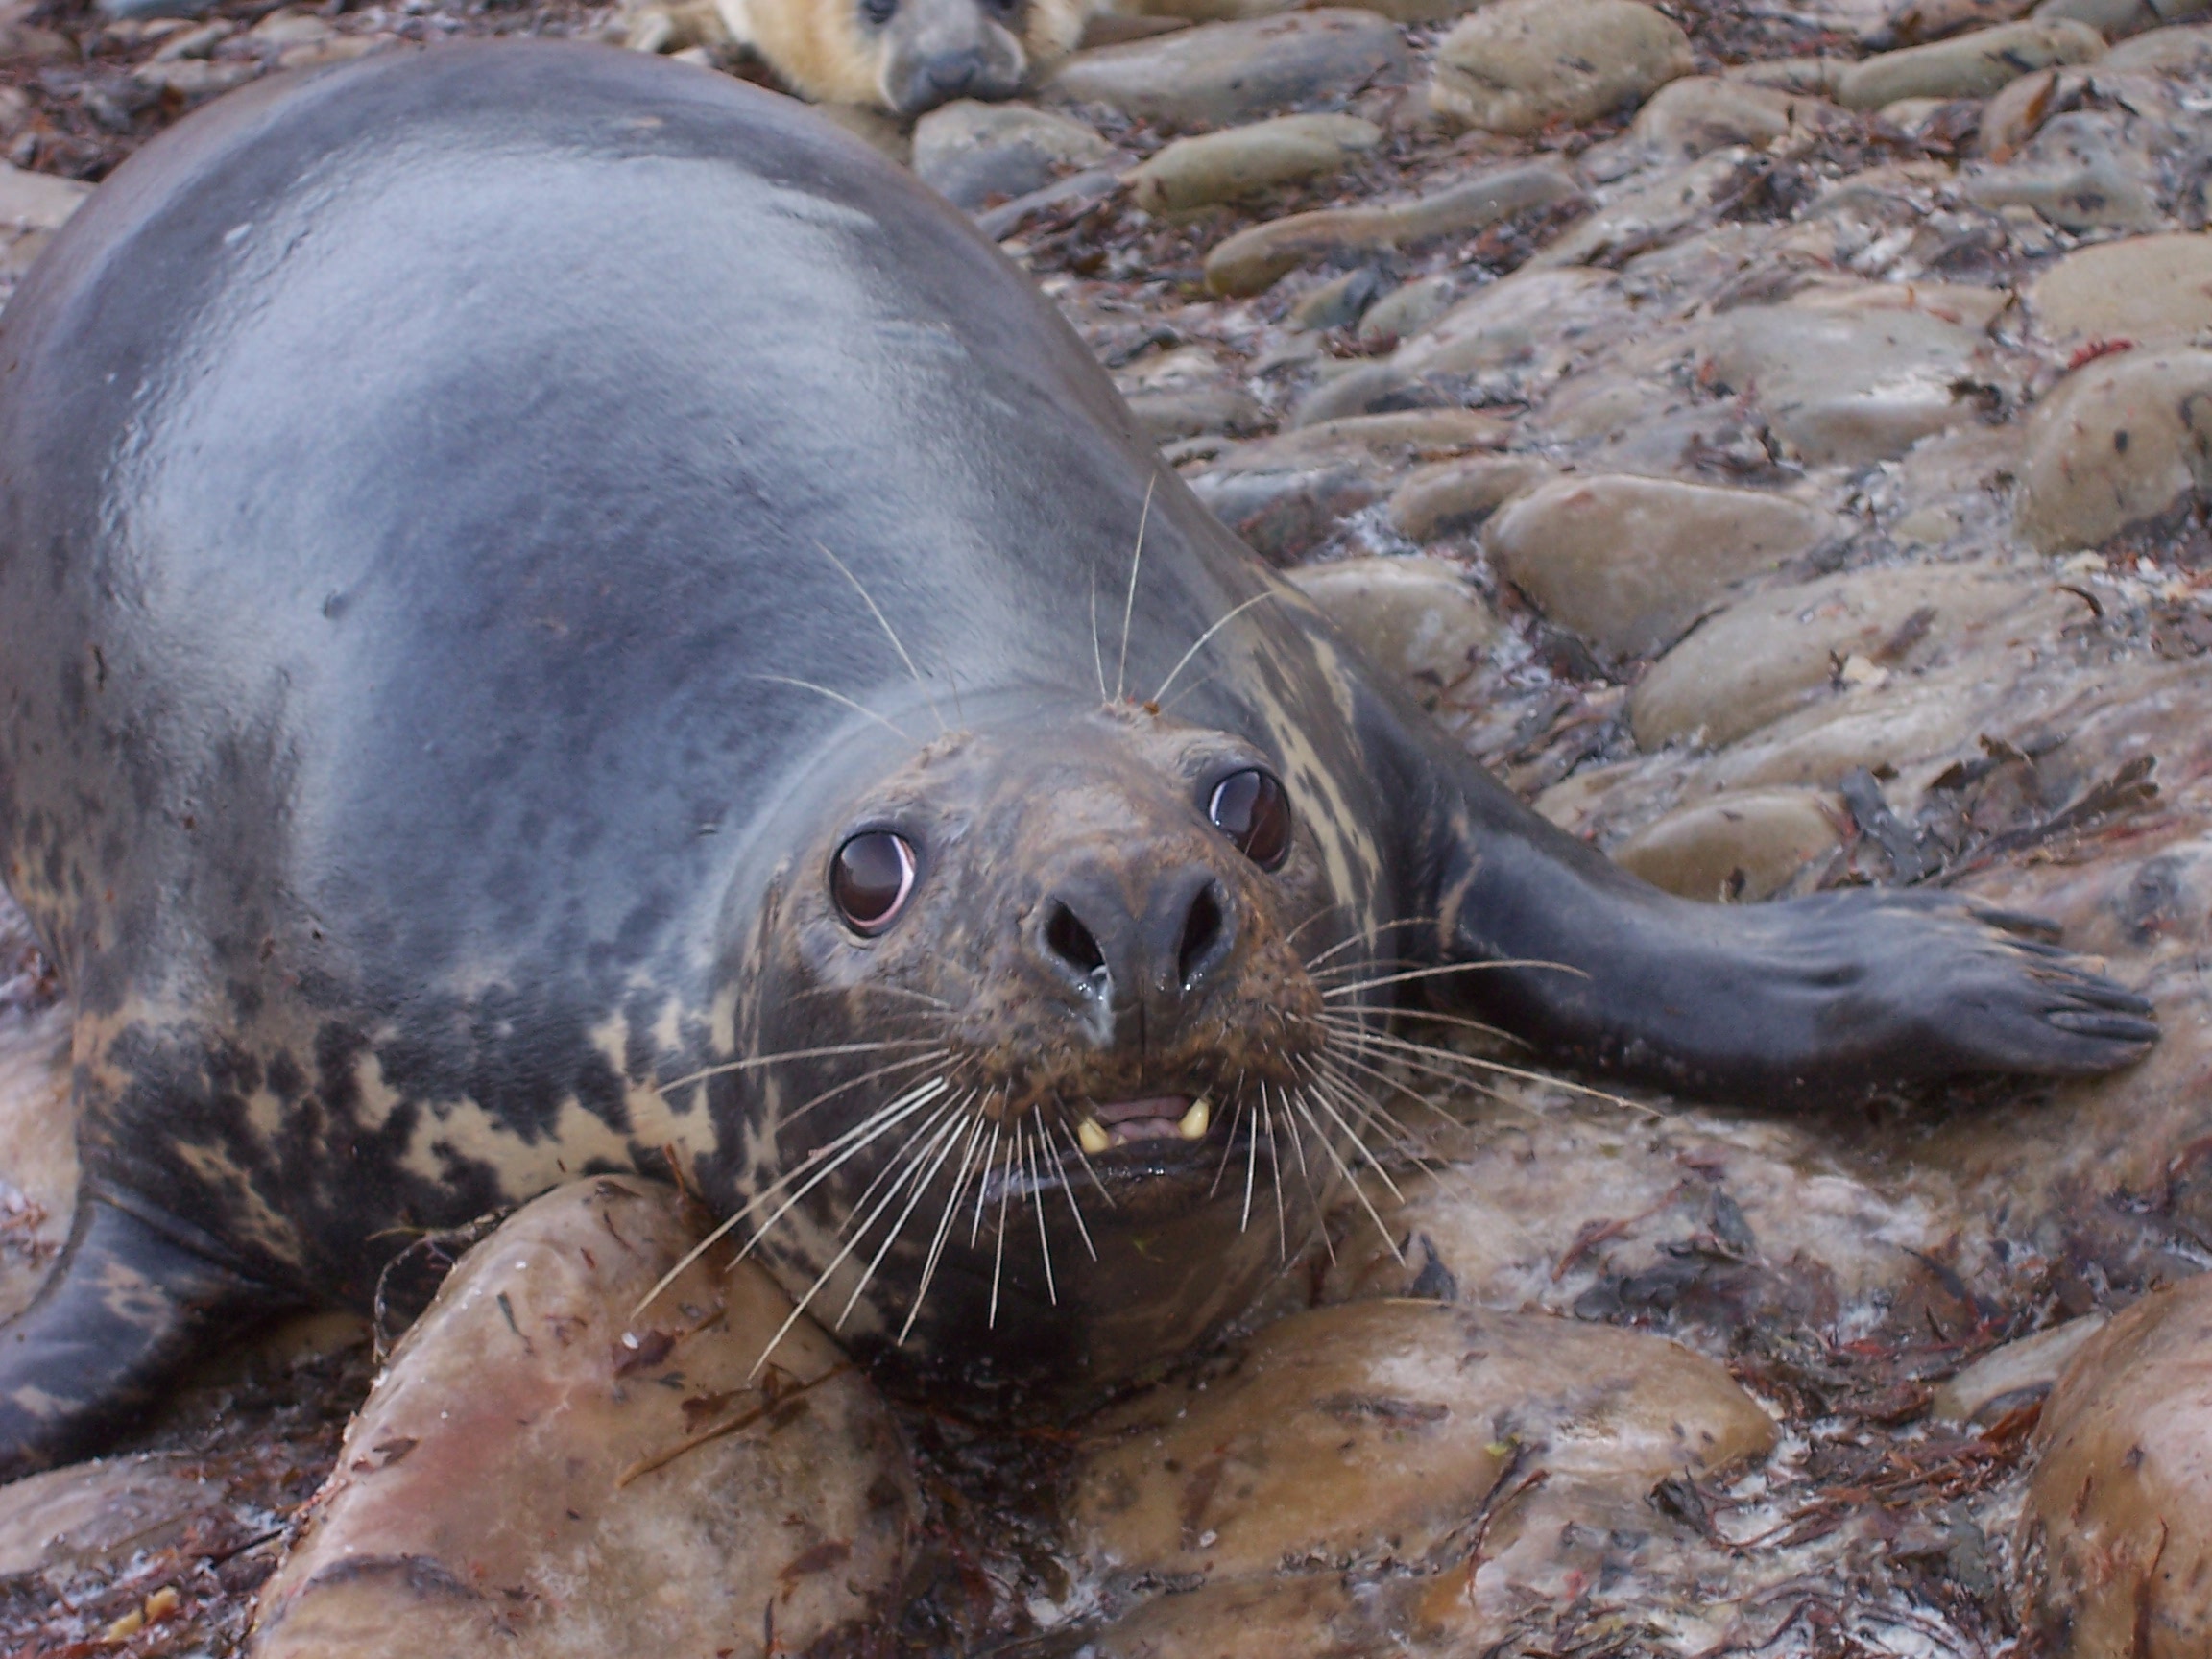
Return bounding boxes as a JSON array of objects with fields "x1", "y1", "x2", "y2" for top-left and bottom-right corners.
[{"x1": 1032, "y1": 861, "x2": 1238, "y2": 1034}]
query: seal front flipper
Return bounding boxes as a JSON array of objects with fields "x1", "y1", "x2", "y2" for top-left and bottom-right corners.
[
  {"x1": 1362, "y1": 692, "x2": 2158, "y2": 1105},
  {"x1": 0, "y1": 1193, "x2": 268, "y2": 1479}
]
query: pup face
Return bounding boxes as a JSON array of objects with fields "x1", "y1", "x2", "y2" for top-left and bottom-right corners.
[{"x1": 718, "y1": 0, "x2": 1087, "y2": 116}]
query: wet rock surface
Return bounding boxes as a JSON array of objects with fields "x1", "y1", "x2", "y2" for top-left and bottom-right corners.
[
  {"x1": 2022, "y1": 1277, "x2": 2212, "y2": 1653},
  {"x1": 13, "y1": 0, "x2": 2212, "y2": 1651},
  {"x1": 252, "y1": 1178, "x2": 917, "y2": 1658}
]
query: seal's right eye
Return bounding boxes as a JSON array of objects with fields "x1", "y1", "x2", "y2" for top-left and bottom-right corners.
[
  {"x1": 831, "y1": 831, "x2": 917, "y2": 935},
  {"x1": 1208, "y1": 769, "x2": 1291, "y2": 870},
  {"x1": 860, "y1": 0, "x2": 897, "y2": 24}
]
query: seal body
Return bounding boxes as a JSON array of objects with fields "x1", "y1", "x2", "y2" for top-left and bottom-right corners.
[{"x1": 0, "y1": 43, "x2": 2155, "y2": 1472}]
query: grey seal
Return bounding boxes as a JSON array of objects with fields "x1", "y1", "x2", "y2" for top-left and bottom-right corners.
[{"x1": 0, "y1": 41, "x2": 2154, "y2": 1474}]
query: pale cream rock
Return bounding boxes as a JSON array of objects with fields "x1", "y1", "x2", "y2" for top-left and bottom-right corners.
[
  {"x1": 1210, "y1": 408, "x2": 1510, "y2": 469},
  {"x1": 2015, "y1": 348, "x2": 2212, "y2": 552},
  {"x1": 1927, "y1": 1313, "x2": 2107, "y2": 1422},
  {"x1": 2028, "y1": 232, "x2": 2212, "y2": 345},
  {"x1": 2102, "y1": 17, "x2": 2212, "y2": 67},
  {"x1": 1960, "y1": 109, "x2": 2165, "y2": 230},
  {"x1": 246, "y1": 7, "x2": 335, "y2": 45},
  {"x1": 2022, "y1": 1277, "x2": 2212, "y2": 1656},
  {"x1": 1202, "y1": 160, "x2": 1580, "y2": 297},
  {"x1": 1070, "y1": 1299, "x2": 1774, "y2": 1581},
  {"x1": 1694, "y1": 300, "x2": 2004, "y2": 464},
  {"x1": 1428, "y1": 0, "x2": 1694, "y2": 134},
  {"x1": 1528, "y1": 147, "x2": 1765, "y2": 270},
  {"x1": 1978, "y1": 64, "x2": 2080, "y2": 158},
  {"x1": 1627, "y1": 562, "x2": 2064, "y2": 749},
  {"x1": 1727, "y1": 54, "x2": 1851, "y2": 94},
  {"x1": 1485, "y1": 474, "x2": 1840, "y2": 661},
  {"x1": 1046, "y1": 11, "x2": 1408, "y2": 130},
  {"x1": 0, "y1": 1453, "x2": 218, "y2": 1578},
  {"x1": 1613, "y1": 787, "x2": 1847, "y2": 900},
  {"x1": 1788, "y1": 275, "x2": 2014, "y2": 331},
  {"x1": 1126, "y1": 113, "x2": 1381, "y2": 212},
  {"x1": 1357, "y1": 274, "x2": 1459, "y2": 344},
  {"x1": 2034, "y1": 0, "x2": 2212, "y2": 36},
  {"x1": 1834, "y1": 18, "x2": 2105, "y2": 108},
  {"x1": 0, "y1": 163, "x2": 90, "y2": 287},
  {"x1": 0, "y1": 997, "x2": 70, "y2": 1325},
  {"x1": 1288, "y1": 556, "x2": 1498, "y2": 695},
  {"x1": 1622, "y1": 74, "x2": 1858, "y2": 163},
  {"x1": 251, "y1": 1177, "x2": 918, "y2": 1659},
  {"x1": 1386, "y1": 453, "x2": 1553, "y2": 540}
]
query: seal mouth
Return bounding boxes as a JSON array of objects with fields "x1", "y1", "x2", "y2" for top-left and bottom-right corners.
[{"x1": 1074, "y1": 1094, "x2": 1210, "y2": 1153}]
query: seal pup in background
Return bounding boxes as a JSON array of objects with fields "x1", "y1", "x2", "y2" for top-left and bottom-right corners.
[
  {"x1": 624, "y1": 0, "x2": 1087, "y2": 115},
  {"x1": 0, "y1": 42, "x2": 2155, "y2": 1476}
]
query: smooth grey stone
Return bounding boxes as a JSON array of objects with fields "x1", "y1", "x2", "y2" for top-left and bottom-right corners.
[
  {"x1": 1045, "y1": 10, "x2": 1407, "y2": 131},
  {"x1": 912, "y1": 101, "x2": 1118, "y2": 211}
]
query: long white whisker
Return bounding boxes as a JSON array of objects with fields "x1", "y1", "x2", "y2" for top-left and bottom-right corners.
[
  {"x1": 814, "y1": 541, "x2": 946, "y2": 735},
  {"x1": 1310, "y1": 1056, "x2": 1437, "y2": 1168},
  {"x1": 1262, "y1": 1091, "x2": 1287, "y2": 1259},
  {"x1": 838, "y1": 1100, "x2": 972, "y2": 1328},
  {"x1": 742, "y1": 1050, "x2": 952, "y2": 1135},
  {"x1": 744, "y1": 1099, "x2": 958, "y2": 1376},
  {"x1": 1239, "y1": 1097, "x2": 1259, "y2": 1234},
  {"x1": 899, "y1": 1110, "x2": 991, "y2": 1344},
  {"x1": 971, "y1": 1116, "x2": 1003, "y2": 1247},
  {"x1": 1321, "y1": 1014, "x2": 1653, "y2": 1115},
  {"x1": 1151, "y1": 589, "x2": 1281, "y2": 709},
  {"x1": 1301, "y1": 916, "x2": 1445, "y2": 972},
  {"x1": 1320, "y1": 960, "x2": 1589, "y2": 999},
  {"x1": 1297, "y1": 1060, "x2": 1406, "y2": 1201},
  {"x1": 1114, "y1": 473, "x2": 1156, "y2": 704},
  {"x1": 659, "y1": 1039, "x2": 941, "y2": 1094},
  {"x1": 749, "y1": 673, "x2": 913, "y2": 745},
  {"x1": 1022, "y1": 1118, "x2": 1057, "y2": 1307},
  {"x1": 989, "y1": 1121, "x2": 1014, "y2": 1328},
  {"x1": 1291, "y1": 1090, "x2": 1403, "y2": 1261},
  {"x1": 1316, "y1": 1035, "x2": 1479, "y2": 1123},
  {"x1": 630, "y1": 1075, "x2": 950, "y2": 1316},
  {"x1": 1053, "y1": 1115, "x2": 1118, "y2": 1210},
  {"x1": 1278, "y1": 1084, "x2": 1334, "y2": 1266},
  {"x1": 1091, "y1": 572, "x2": 1108, "y2": 704},
  {"x1": 1050, "y1": 1121, "x2": 1100, "y2": 1262}
]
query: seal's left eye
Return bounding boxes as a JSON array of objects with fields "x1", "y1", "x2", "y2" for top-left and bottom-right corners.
[
  {"x1": 1208, "y1": 769, "x2": 1291, "y2": 870},
  {"x1": 831, "y1": 832, "x2": 917, "y2": 934}
]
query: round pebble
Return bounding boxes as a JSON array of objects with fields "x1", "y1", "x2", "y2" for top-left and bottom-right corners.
[
  {"x1": 252, "y1": 1178, "x2": 918, "y2": 1658},
  {"x1": 1835, "y1": 18, "x2": 2105, "y2": 108},
  {"x1": 911, "y1": 100, "x2": 1119, "y2": 210},
  {"x1": 1044, "y1": 10, "x2": 1407, "y2": 131},
  {"x1": 1613, "y1": 787, "x2": 1846, "y2": 901},
  {"x1": 2015, "y1": 348, "x2": 2212, "y2": 553},
  {"x1": 2023, "y1": 1276, "x2": 2212, "y2": 1656},
  {"x1": 1288, "y1": 555, "x2": 1498, "y2": 696},
  {"x1": 1125, "y1": 112, "x2": 1380, "y2": 213},
  {"x1": 2028, "y1": 232, "x2": 2212, "y2": 345},
  {"x1": 1428, "y1": 0, "x2": 1693, "y2": 135},
  {"x1": 1486, "y1": 473, "x2": 1841, "y2": 662}
]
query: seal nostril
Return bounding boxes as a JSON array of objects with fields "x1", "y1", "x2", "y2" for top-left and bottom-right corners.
[
  {"x1": 1178, "y1": 882, "x2": 1227, "y2": 986},
  {"x1": 1046, "y1": 902, "x2": 1106, "y2": 980}
]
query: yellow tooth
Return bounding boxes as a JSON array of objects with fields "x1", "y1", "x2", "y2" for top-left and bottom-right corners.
[
  {"x1": 1078, "y1": 1117, "x2": 1111, "y2": 1156},
  {"x1": 1177, "y1": 1098, "x2": 1212, "y2": 1140}
]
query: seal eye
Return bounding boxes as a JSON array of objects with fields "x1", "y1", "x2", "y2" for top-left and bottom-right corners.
[
  {"x1": 860, "y1": 0, "x2": 897, "y2": 24},
  {"x1": 831, "y1": 831, "x2": 917, "y2": 934},
  {"x1": 1207, "y1": 770, "x2": 1290, "y2": 870}
]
